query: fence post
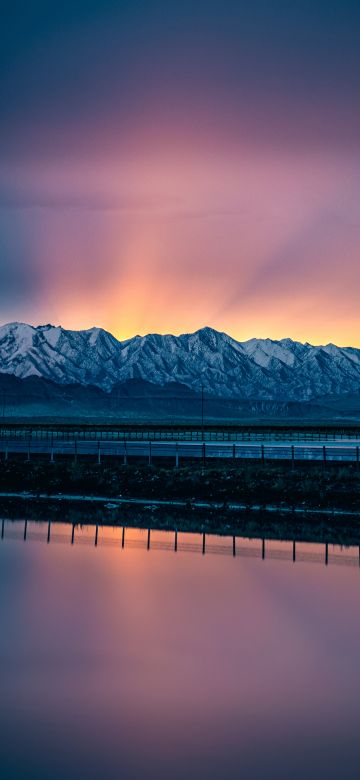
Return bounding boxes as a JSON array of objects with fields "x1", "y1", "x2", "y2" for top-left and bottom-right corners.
[
  {"x1": 97, "y1": 441, "x2": 101, "y2": 465},
  {"x1": 325, "y1": 542, "x2": 328, "y2": 566},
  {"x1": 233, "y1": 443, "x2": 236, "y2": 460},
  {"x1": 50, "y1": 433, "x2": 54, "y2": 462},
  {"x1": 147, "y1": 529, "x2": 151, "y2": 550},
  {"x1": 175, "y1": 442, "x2": 179, "y2": 468},
  {"x1": 292, "y1": 540, "x2": 296, "y2": 562},
  {"x1": 122, "y1": 526, "x2": 125, "y2": 548},
  {"x1": 71, "y1": 524, "x2": 75, "y2": 545},
  {"x1": 95, "y1": 524, "x2": 98, "y2": 546},
  {"x1": 323, "y1": 445, "x2": 327, "y2": 467},
  {"x1": 261, "y1": 444, "x2": 265, "y2": 465},
  {"x1": 124, "y1": 440, "x2": 127, "y2": 466},
  {"x1": 262, "y1": 538, "x2": 265, "y2": 560},
  {"x1": 174, "y1": 530, "x2": 178, "y2": 552},
  {"x1": 291, "y1": 445, "x2": 295, "y2": 469},
  {"x1": 23, "y1": 520, "x2": 27, "y2": 541},
  {"x1": 202, "y1": 442, "x2": 206, "y2": 467},
  {"x1": 1, "y1": 518, "x2": 4, "y2": 539},
  {"x1": 202, "y1": 532, "x2": 206, "y2": 555},
  {"x1": 5, "y1": 441, "x2": 8, "y2": 461},
  {"x1": 47, "y1": 520, "x2": 51, "y2": 543},
  {"x1": 233, "y1": 535, "x2": 236, "y2": 557}
]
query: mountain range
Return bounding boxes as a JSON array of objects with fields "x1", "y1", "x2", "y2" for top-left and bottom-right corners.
[{"x1": 0, "y1": 322, "x2": 360, "y2": 419}]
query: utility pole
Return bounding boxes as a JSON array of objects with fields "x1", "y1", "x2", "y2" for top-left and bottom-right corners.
[
  {"x1": 201, "y1": 384, "x2": 204, "y2": 441},
  {"x1": 1, "y1": 392, "x2": 5, "y2": 451}
]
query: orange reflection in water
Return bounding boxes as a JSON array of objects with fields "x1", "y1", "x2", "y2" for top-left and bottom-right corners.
[{"x1": 0, "y1": 520, "x2": 360, "y2": 779}]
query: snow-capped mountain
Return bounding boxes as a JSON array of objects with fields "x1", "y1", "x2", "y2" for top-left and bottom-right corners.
[{"x1": 0, "y1": 321, "x2": 360, "y2": 401}]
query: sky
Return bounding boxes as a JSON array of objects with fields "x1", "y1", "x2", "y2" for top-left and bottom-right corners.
[{"x1": 1, "y1": 0, "x2": 360, "y2": 345}]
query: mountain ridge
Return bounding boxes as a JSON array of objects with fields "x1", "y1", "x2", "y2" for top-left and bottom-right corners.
[
  {"x1": 1, "y1": 372, "x2": 360, "y2": 421},
  {"x1": 0, "y1": 321, "x2": 359, "y2": 402}
]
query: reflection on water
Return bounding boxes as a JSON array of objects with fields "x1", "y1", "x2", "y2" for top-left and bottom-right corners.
[
  {"x1": 2, "y1": 518, "x2": 360, "y2": 568},
  {"x1": 1, "y1": 519, "x2": 360, "y2": 780}
]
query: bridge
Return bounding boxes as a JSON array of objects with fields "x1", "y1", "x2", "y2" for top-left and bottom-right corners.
[
  {"x1": 1, "y1": 421, "x2": 360, "y2": 464},
  {"x1": 1, "y1": 436, "x2": 360, "y2": 464}
]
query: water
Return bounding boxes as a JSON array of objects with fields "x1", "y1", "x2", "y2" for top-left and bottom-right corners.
[{"x1": 1, "y1": 520, "x2": 360, "y2": 780}]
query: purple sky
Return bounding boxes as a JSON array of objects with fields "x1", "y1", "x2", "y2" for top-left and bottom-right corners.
[{"x1": 1, "y1": 1, "x2": 360, "y2": 344}]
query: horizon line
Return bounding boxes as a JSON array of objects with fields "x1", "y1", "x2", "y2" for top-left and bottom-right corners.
[{"x1": 0, "y1": 320, "x2": 357, "y2": 352}]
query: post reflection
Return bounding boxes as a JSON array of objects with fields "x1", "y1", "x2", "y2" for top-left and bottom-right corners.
[{"x1": 1, "y1": 518, "x2": 359, "y2": 570}]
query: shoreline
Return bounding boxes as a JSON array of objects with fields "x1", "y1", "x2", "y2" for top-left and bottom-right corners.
[
  {"x1": 0, "y1": 490, "x2": 360, "y2": 518},
  {"x1": 0, "y1": 460, "x2": 359, "y2": 544},
  {"x1": 1, "y1": 491, "x2": 360, "y2": 547}
]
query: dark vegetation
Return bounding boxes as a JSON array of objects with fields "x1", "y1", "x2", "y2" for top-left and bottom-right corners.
[
  {"x1": 0, "y1": 459, "x2": 360, "y2": 544},
  {"x1": 0, "y1": 458, "x2": 360, "y2": 511}
]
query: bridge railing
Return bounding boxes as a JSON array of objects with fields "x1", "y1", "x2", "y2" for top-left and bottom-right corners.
[{"x1": 0, "y1": 438, "x2": 359, "y2": 465}]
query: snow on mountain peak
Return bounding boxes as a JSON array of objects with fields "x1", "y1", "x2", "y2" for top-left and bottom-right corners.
[{"x1": 0, "y1": 322, "x2": 359, "y2": 401}]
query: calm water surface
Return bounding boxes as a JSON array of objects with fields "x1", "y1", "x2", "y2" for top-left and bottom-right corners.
[{"x1": 0, "y1": 520, "x2": 359, "y2": 780}]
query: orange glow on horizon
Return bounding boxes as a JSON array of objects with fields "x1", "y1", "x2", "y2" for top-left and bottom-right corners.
[{"x1": 2, "y1": 147, "x2": 360, "y2": 349}]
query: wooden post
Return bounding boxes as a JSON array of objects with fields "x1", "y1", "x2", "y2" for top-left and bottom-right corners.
[
  {"x1": 325, "y1": 542, "x2": 328, "y2": 566},
  {"x1": 262, "y1": 538, "x2": 265, "y2": 560},
  {"x1": 122, "y1": 526, "x2": 125, "y2": 548},
  {"x1": 23, "y1": 519, "x2": 27, "y2": 541},
  {"x1": 95, "y1": 524, "x2": 98, "y2": 546},
  {"x1": 233, "y1": 535, "x2": 236, "y2": 557},
  {"x1": 147, "y1": 528, "x2": 151, "y2": 550},
  {"x1": 202, "y1": 532, "x2": 206, "y2": 555},
  {"x1": 47, "y1": 520, "x2": 51, "y2": 543},
  {"x1": 71, "y1": 524, "x2": 75, "y2": 545},
  {"x1": 174, "y1": 530, "x2": 178, "y2": 552},
  {"x1": 1, "y1": 518, "x2": 4, "y2": 539},
  {"x1": 292, "y1": 540, "x2": 296, "y2": 562},
  {"x1": 97, "y1": 441, "x2": 101, "y2": 465}
]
